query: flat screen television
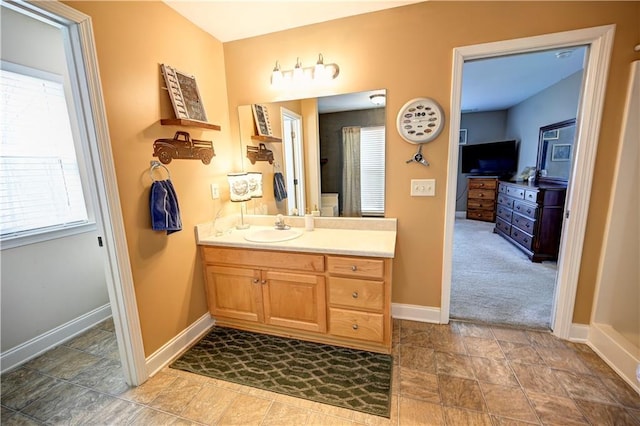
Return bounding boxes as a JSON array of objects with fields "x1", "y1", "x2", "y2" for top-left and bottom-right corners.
[{"x1": 460, "y1": 140, "x2": 518, "y2": 177}]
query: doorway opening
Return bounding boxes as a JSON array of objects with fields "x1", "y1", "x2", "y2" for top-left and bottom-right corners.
[{"x1": 281, "y1": 108, "x2": 305, "y2": 215}]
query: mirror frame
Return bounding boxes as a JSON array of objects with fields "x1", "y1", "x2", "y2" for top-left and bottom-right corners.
[{"x1": 536, "y1": 118, "x2": 576, "y2": 185}]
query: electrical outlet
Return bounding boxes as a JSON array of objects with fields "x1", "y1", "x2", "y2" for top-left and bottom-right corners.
[
  {"x1": 210, "y1": 183, "x2": 220, "y2": 199},
  {"x1": 410, "y1": 179, "x2": 435, "y2": 196}
]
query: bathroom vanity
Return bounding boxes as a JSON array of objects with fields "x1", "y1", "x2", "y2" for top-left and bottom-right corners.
[{"x1": 196, "y1": 217, "x2": 397, "y2": 354}]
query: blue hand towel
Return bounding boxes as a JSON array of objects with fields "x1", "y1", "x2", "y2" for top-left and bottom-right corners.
[
  {"x1": 150, "y1": 179, "x2": 182, "y2": 234},
  {"x1": 274, "y1": 172, "x2": 287, "y2": 202}
]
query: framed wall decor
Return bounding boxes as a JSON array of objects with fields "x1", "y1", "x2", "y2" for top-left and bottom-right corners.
[
  {"x1": 252, "y1": 104, "x2": 273, "y2": 136},
  {"x1": 459, "y1": 129, "x2": 468, "y2": 145},
  {"x1": 551, "y1": 143, "x2": 571, "y2": 161},
  {"x1": 161, "y1": 64, "x2": 208, "y2": 122}
]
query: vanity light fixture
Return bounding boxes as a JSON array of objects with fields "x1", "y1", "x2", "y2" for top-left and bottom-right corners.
[
  {"x1": 270, "y1": 53, "x2": 340, "y2": 87},
  {"x1": 370, "y1": 93, "x2": 386, "y2": 106}
]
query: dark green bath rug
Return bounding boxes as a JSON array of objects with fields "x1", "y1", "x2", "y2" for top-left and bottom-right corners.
[{"x1": 170, "y1": 327, "x2": 392, "y2": 418}]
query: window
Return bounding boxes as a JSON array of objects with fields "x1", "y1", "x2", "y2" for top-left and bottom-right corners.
[
  {"x1": 0, "y1": 62, "x2": 91, "y2": 245},
  {"x1": 360, "y1": 126, "x2": 385, "y2": 216}
]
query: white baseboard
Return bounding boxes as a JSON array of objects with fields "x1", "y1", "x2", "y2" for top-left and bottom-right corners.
[
  {"x1": 392, "y1": 303, "x2": 441, "y2": 323},
  {"x1": 145, "y1": 313, "x2": 215, "y2": 377},
  {"x1": 588, "y1": 322, "x2": 640, "y2": 394},
  {"x1": 1, "y1": 304, "x2": 112, "y2": 374},
  {"x1": 569, "y1": 323, "x2": 590, "y2": 342}
]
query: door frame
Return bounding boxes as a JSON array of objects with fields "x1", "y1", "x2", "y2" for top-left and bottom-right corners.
[
  {"x1": 281, "y1": 107, "x2": 305, "y2": 215},
  {"x1": 21, "y1": 0, "x2": 148, "y2": 385},
  {"x1": 441, "y1": 25, "x2": 615, "y2": 339}
]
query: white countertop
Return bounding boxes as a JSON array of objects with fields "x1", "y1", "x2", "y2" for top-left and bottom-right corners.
[{"x1": 196, "y1": 217, "x2": 397, "y2": 258}]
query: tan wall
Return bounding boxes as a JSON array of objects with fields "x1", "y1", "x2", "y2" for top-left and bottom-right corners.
[
  {"x1": 223, "y1": 2, "x2": 640, "y2": 323},
  {"x1": 67, "y1": 1, "x2": 233, "y2": 356}
]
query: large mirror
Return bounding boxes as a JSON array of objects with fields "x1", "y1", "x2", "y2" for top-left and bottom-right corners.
[
  {"x1": 536, "y1": 118, "x2": 576, "y2": 184},
  {"x1": 238, "y1": 89, "x2": 386, "y2": 217}
]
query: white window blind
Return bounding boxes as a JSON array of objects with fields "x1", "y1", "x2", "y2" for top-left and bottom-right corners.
[
  {"x1": 360, "y1": 126, "x2": 385, "y2": 216},
  {"x1": 0, "y1": 65, "x2": 89, "y2": 240}
]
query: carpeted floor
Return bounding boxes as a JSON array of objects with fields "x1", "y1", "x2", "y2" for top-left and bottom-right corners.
[
  {"x1": 451, "y1": 217, "x2": 557, "y2": 329},
  {"x1": 170, "y1": 327, "x2": 393, "y2": 418}
]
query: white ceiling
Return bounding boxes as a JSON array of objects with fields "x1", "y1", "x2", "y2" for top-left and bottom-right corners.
[{"x1": 164, "y1": 1, "x2": 586, "y2": 113}]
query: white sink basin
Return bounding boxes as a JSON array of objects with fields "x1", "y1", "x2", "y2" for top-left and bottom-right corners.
[{"x1": 244, "y1": 228, "x2": 302, "y2": 243}]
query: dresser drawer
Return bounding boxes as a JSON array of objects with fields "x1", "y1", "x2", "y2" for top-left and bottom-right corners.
[
  {"x1": 201, "y1": 246, "x2": 324, "y2": 272},
  {"x1": 511, "y1": 227, "x2": 533, "y2": 250},
  {"x1": 512, "y1": 213, "x2": 535, "y2": 234},
  {"x1": 327, "y1": 256, "x2": 384, "y2": 279},
  {"x1": 495, "y1": 217, "x2": 511, "y2": 235},
  {"x1": 524, "y1": 190, "x2": 540, "y2": 203},
  {"x1": 468, "y1": 188, "x2": 496, "y2": 201},
  {"x1": 497, "y1": 194, "x2": 514, "y2": 209},
  {"x1": 469, "y1": 179, "x2": 498, "y2": 190},
  {"x1": 467, "y1": 209, "x2": 495, "y2": 221},
  {"x1": 513, "y1": 200, "x2": 537, "y2": 219},
  {"x1": 329, "y1": 277, "x2": 384, "y2": 311},
  {"x1": 496, "y1": 205, "x2": 513, "y2": 222},
  {"x1": 467, "y1": 199, "x2": 495, "y2": 210},
  {"x1": 329, "y1": 308, "x2": 384, "y2": 342},
  {"x1": 505, "y1": 186, "x2": 525, "y2": 199}
]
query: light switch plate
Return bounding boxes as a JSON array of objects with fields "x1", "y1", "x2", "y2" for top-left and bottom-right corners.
[
  {"x1": 411, "y1": 179, "x2": 435, "y2": 196},
  {"x1": 210, "y1": 183, "x2": 220, "y2": 199}
]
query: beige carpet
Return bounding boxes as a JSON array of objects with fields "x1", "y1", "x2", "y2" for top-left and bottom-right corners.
[{"x1": 451, "y1": 218, "x2": 557, "y2": 329}]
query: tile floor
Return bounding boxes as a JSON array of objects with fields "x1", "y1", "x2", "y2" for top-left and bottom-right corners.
[{"x1": 2, "y1": 318, "x2": 639, "y2": 425}]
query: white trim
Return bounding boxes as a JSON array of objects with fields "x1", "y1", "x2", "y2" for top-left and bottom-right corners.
[
  {"x1": 442, "y1": 25, "x2": 616, "y2": 338},
  {"x1": 145, "y1": 314, "x2": 215, "y2": 377},
  {"x1": 588, "y1": 323, "x2": 640, "y2": 394},
  {"x1": 0, "y1": 222, "x2": 97, "y2": 250},
  {"x1": 1, "y1": 304, "x2": 111, "y2": 373},
  {"x1": 12, "y1": 0, "x2": 148, "y2": 386},
  {"x1": 568, "y1": 323, "x2": 590, "y2": 342},
  {"x1": 392, "y1": 303, "x2": 441, "y2": 324}
]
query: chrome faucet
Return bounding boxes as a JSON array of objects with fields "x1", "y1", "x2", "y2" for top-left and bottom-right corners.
[{"x1": 274, "y1": 214, "x2": 290, "y2": 230}]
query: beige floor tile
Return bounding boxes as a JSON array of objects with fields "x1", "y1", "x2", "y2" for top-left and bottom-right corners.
[
  {"x1": 535, "y1": 347, "x2": 591, "y2": 374},
  {"x1": 148, "y1": 377, "x2": 203, "y2": 415},
  {"x1": 120, "y1": 371, "x2": 178, "y2": 404},
  {"x1": 552, "y1": 370, "x2": 617, "y2": 404},
  {"x1": 490, "y1": 414, "x2": 540, "y2": 425},
  {"x1": 439, "y1": 374, "x2": 485, "y2": 412},
  {"x1": 435, "y1": 351, "x2": 476, "y2": 379},
  {"x1": 479, "y1": 382, "x2": 537, "y2": 423},
  {"x1": 463, "y1": 336, "x2": 505, "y2": 359},
  {"x1": 398, "y1": 396, "x2": 445, "y2": 425},
  {"x1": 308, "y1": 401, "x2": 356, "y2": 420},
  {"x1": 0, "y1": 369, "x2": 60, "y2": 411},
  {"x1": 430, "y1": 332, "x2": 468, "y2": 355},
  {"x1": 180, "y1": 383, "x2": 240, "y2": 424},
  {"x1": 306, "y1": 411, "x2": 358, "y2": 425},
  {"x1": 274, "y1": 393, "x2": 318, "y2": 410},
  {"x1": 128, "y1": 406, "x2": 182, "y2": 425},
  {"x1": 399, "y1": 368, "x2": 440, "y2": 403},
  {"x1": 525, "y1": 331, "x2": 567, "y2": 349},
  {"x1": 510, "y1": 362, "x2": 568, "y2": 397},
  {"x1": 261, "y1": 401, "x2": 311, "y2": 425},
  {"x1": 470, "y1": 357, "x2": 519, "y2": 386},
  {"x1": 443, "y1": 406, "x2": 493, "y2": 425},
  {"x1": 453, "y1": 322, "x2": 495, "y2": 339},
  {"x1": 398, "y1": 344, "x2": 436, "y2": 373},
  {"x1": 498, "y1": 341, "x2": 544, "y2": 364},
  {"x1": 164, "y1": 366, "x2": 219, "y2": 385},
  {"x1": 527, "y1": 391, "x2": 588, "y2": 425},
  {"x1": 574, "y1": 399, "x2": 639, "y2": 426},
  {"x1": 491, "y1": 327, "x2": 531, "y2": 344},
  {"x1": 216, "y1": 393, "x2": 272, "y2": 425},
  {"x1": 598, "y1": 375, "x2": 640, "y2": 410}
]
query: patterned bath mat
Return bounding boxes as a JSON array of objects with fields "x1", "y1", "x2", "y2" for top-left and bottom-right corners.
[{"x1": 170, "y1": 327, "x2": 393, "y2": 418}]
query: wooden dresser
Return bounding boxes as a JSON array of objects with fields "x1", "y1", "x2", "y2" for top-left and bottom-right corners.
[
  {"x1": 494, "y1": 181, "x2": 567, "y2": 262},
  {"x1": 466, "y1": 177, "x2": 499, "y2": 222}
]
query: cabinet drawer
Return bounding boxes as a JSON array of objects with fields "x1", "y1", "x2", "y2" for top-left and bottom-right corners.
[
  {"x1": 468, "y1": 179, "x2": 497, "y2": 190},
  {"x1": 327, "y1": 256, "x2": 384, "y2": 279},
  {"x1": 495, "y1": 217, "x2": 511, "y2": 235},
  {"x1": 524, "y1": 190, "x2": 540, "y2": 203},
  {"x1": 468, "y1": 188, "x2": 496, "y2": 201},
  {"x1": 467, "y1": 209, "x2": 495, "y2": 221},
  {"x1": 467, "y1": 199, "x2": 495, "y2": 210},
  {"x1": 505, "y1": 186, "x2": 525, "y2": 199},
  {"x1": 329, "y1": 308, "x2": 384, "y2": 343},
  {"x1": 511, "y1": 228, "x2": 533, "y2": 250},
  {"x1": 329, "y1": 277, "x2": 384, "y2": 311},
  {"x1": 497, "y1": 194, "x2": 514, "y2": 208},
  {"x1": 201, "y1": 246, "x2": 324, "y2": 272},
  {"x1": 512, "y1": 213, "x2": 535, "y2": 234},
  {"x1": 496, "y1": 205, "x2": 513, "y2": 222},
  {"x1": 513, "y1": 200, "x2": 537, "y2": 219}
]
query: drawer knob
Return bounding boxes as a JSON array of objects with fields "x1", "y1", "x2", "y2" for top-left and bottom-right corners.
[
  {"x1": 352, "y1": 291, "x2": 359, "y2": 299},
  {"x1": 352, "y1": 324, "x2": 359, "y2": 330},
  {"x1": 261, "y1": 279, "x2": 267, "y2": 285},
  {"x1": 252, "y1": 278, "x2": 259, "y2": 284},
  {"x1": 479, "y1": 193, "x2": 484, "y2": 197},
  {"x1": 351, "y1": 265, "x2": 358, "y2": 272}
]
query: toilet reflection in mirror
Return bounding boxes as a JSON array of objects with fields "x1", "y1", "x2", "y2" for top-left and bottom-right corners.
[{"x1": 238, "y1": 89, "x2": 386, "y2": 217}]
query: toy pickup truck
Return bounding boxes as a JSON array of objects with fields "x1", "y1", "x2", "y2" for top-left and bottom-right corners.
[{"x1": 153, "y1": 131, "x2": 215, "y2": 165}]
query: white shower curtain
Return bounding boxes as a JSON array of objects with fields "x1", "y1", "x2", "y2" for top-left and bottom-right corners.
[{"x1": 342, "y1": 127, "x2": 361, "y2": 217}]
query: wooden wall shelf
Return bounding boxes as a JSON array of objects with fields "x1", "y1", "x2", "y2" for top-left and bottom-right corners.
[
  {"x1": 160, "y1": 118, "x2": 221, "y2": 131},
  {"x1": 251, "y1": 135, "x2": 282, "y2": 143}
]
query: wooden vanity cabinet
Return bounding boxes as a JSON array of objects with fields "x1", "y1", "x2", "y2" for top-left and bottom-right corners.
[{"x1": 199, "y1": 245, "x2": 392, "y2": 354}]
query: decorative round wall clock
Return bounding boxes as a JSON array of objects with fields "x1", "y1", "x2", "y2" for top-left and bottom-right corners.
[{"x1": 396, "y1": 97, "x2": 445, "y2": 144}]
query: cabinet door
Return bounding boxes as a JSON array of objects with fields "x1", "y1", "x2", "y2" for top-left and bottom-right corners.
[
  {"x1": 205, "y1": 265, "x2": 263, "y2": 322},
  {"x1": 261, "y1": 271, "x2": 326, "y2": 333}
]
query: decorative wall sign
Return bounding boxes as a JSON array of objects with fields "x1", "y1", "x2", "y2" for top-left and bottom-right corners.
[
  {"x1": 161, "y1": 64, "x2": 207, "y2": 122},
  {"x1": 396, "y1": 97, "x2": 445, "y2": 144},
  {"x1": 252, "y1": 104, "x2": 273, "y2": 136}
]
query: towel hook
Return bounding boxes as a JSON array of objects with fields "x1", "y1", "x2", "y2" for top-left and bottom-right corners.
[{"x1": 149, "y1": 160, "x2": 171, "y2": 181}]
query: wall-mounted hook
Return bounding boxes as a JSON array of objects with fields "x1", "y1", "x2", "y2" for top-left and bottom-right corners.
[{"x1": 406, "y1": 144, "x2": 429, "y2": 167}]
